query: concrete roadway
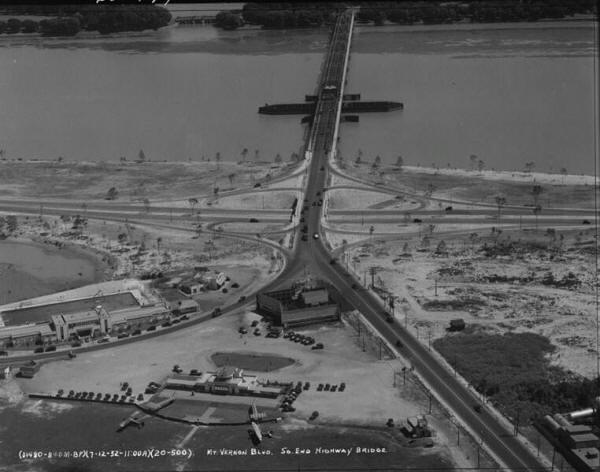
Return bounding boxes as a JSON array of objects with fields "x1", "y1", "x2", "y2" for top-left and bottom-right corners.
[{"x1": 290, "y1": 141, "x2": 548, "y2": 472}]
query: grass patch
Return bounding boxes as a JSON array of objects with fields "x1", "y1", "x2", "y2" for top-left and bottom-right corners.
[
  {"x1": 434, "y1": 332, "x2": 599, "y2": 424},
  {"x1": 211, "y1": 351, "x2": 295, "y2": 372}
]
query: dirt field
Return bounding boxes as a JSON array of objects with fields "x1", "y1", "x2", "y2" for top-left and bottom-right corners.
[
  {"x1": 346, "y1": 227, "x2": 598, "y2": 378},
  {"x1": 0, "y1": 160, "x2": 298, "y2": 201},
  {"x1": 337, "y1": 162, "x2": 597, "y2": 209}
]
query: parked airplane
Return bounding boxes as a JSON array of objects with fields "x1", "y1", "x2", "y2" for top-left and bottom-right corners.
[{"x1": 117, "y1": 412, "x2": 147, "y2": 432}]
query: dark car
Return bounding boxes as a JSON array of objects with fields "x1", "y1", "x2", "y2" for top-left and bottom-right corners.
[
  {"x1": 239, "y1": 296, "x2": 247, "y2": 303},
  {"x1": 251, "y1": 320, "x2": 259, "y2": 327},
  {"x1": 0, "y1": 350, "x2": 7, "y2": 356},
  {"x1": 147, "y1": 325, "x2": 157, "y2": 331},
  {"x1": 330, "y1": 385, "x2": 337, "y2": 392},
  {"x1": 304, "y1": 382, "x2": 310, "y2": 390},
  {"x1": 330, "y1": 258, "x2": 336, "y2": 264},
  {"x1": 583, "y1": 219, "x2": 591, "y2": 224},
  {"x1": 161, "y1": 321, "x2": 172, "y2": 327},
  {"x1": 249, "y1": 218, "x2": 259, "y2": 223},
  {"x1": 254, "y1": 183, "x2": 262, "y2": 188},
  {"x1": 317, "y1": 383, "x2": 324, "y2": 391},
  {"x1": 45, "y1": 345, "x2": 56, "y2": 352},
  {"x1": 339, "y1": 382, "x2": 346, "y2": 392},
  {"x1": 131, "y1": 329, "x2": 141, "y2": 336},
  {"x1": 413, "y1": 218, "x2": 422, "y2": 223},
  {"x1": 395, "y1": 340, "x2": 403, "y2": 348},
  {"x1": 311, "y1": 343, "x2": 324, "y2": 350},
  {"x1": 34, "y1": 347, "x2": 44, "y2": 353},
  {"x1": 445, "y1": 206, "x2": 453, "y2": 212},
  {"x1": 473, "y1": 404, "x2": 482, "y2": 413},
  {"x1": 320, "y1": 166, "x2": 325, "y2": 171},
  {"x1": 231, "y1": 282, "x2": 239, "y2": 288},
  {"x1": 71, "y1": 341, "x2": 82, "y2": 347},
  {"x1": 386, "y1": 315, "x2": 394, "y2": 323},
  {"x1": 324, "y1": 384, "x2": 330, "y2": 391},
  {"x1": 301, "y1": 235, "x2": 308, "y2": 241}
]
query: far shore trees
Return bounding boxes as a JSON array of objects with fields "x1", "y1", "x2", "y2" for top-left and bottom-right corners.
[
  {"x1": 495, "y1": 195, "x2": 506, "y2": 219},
  {"x1": 395, "y1": 155, "x2": 403, "y2": 169},
  {"x1": 531, "y1": 184, "x2": 544, "y2": 207}
]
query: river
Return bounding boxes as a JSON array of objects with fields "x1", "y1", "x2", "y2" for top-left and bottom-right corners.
[{"x1": 0, "y1": 18, "x2": 596, "y2": 173}]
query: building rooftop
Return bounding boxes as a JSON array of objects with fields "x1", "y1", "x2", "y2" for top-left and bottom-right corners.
[
  {"x1": 563, "y1": 424, "x2": 593, "y2": 434},
  {"x1": 301, "y1": 289, "x2": 329, "y2": 306},
  {"x1": 0, "y1": 323, "x2": 53, "y2": 338},
  {"x1": 110, "y1": 305, "x2": 168, "y2": 323}
]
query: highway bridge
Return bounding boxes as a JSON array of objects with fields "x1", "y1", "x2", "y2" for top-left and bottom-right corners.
[{"x1": 270, "y1": 9, "x2": 550, "y2": 472}]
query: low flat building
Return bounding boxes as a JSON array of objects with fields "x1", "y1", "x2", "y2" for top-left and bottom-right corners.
[
  {"x1": 179, "y1": 280, "x2": 204, "y2": 297},
  {"x1": 256, "y1": 280, "x2": 340, "y2": 328},
  {"x1": 110, "y1": 305, "x2": 170, "y2": 332},
  {"x1": 164, "y1": 367, "x2": 284, "y2": 398},
  {"x1": 19, "y1": 361, "x2": 40, "y2": 378},
  {"x1": 0, "y1": 323, "x2": 56, "y2": 348}
]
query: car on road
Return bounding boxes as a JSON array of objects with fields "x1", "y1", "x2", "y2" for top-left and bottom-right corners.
[
  {"x1": 71, "y1": 341, "x2": 82, "y2": 347},
  {"x1": 311, "y1": 343, "x2": 324, "y2": 350},
  {"x1": 300, "y1": 217, "x2": 305, "y2": 222},
  {"x1": 147, "y1": 325, "x2": 157, "y2": 331},
  {"x1": 34, "y1": 347, "x2": 44, "y2": 353},
  {"x1": 386, "y1": 315, "x2": 394, "y2": 323},
  {"x1": 473, "y1": 404, "x2": 482, "y2": 413},
  {"x1": 97, "y1": 337, "x2": 110, "y2": 344},
  {"x1": 395, "y1": 340, "x2": 403, "y2": 348},
  {"x1": 249, "y1": 218, "x2": 259, "y2": 223},
  {"x1": 330, "y1": 258, "x2": 336, "y2": 264},
  {"x1": 254, "y1": 183, "x2": 261, "y2": 188},
  {"x1": 320, "y1": 166, "x2": 325, "y2": 171},
  {"x1": 583, "y1": 219, "x2": 591, "y2": 224},
  {"x1": 324, "y1": 383, "x2": 330, "y2": 391},
  {"x1": 238, "y1": 296, "x2": 247, "y2": 303},
  {"x1": 238, "y1": 327, "x2": 248, "y2": 334},
  {"x1": 313, "y1": 233, "x2": 319, "y2": 239},
  {"x1": 413, "y1": 218, "x2": 422, "y2": 223},
  {"x1": 301, "y1": 235, "x2": 308, "y2": 241},
  {"x1": 317, "y1": 383, "x2": 324, "y2": 391},
  {"x1": 445, "y1": 206, "x2": 453, "y2": 212}
]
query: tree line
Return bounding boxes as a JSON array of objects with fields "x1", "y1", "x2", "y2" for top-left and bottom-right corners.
[
  {"x1": 0, "y1": 4, "x2": 171, "y2": 37},
  {"x1": 215, "y1": 1, "x2": 596, "y2": 30},
  {"x1": 434, "y1": 331, "x2": 599, "y2": 424}
]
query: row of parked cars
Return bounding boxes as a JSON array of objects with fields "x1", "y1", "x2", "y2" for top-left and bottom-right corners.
[
  {"x1": 61, "y1": 389, "x2": 144, "y2": 403},
  {"x1": 281, "y1": 381, "x2": 307, "y2": 412},
  {"x1": 283, "y1": 331, "x2": 313, "y2": 345},
  {"x1": 317, "y1": 382, "x2": 346, "y2": 392}
]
